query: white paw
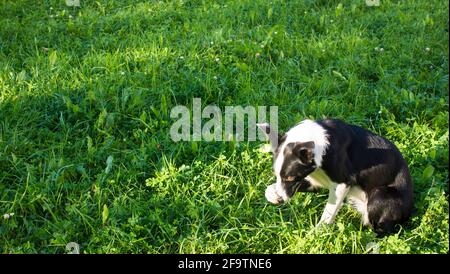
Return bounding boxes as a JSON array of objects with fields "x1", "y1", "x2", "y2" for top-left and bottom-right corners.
[
  {"x1": 265, "y1": 183, "x2": 283, "y2": 205},
  {"x1": 317, "y1": 215, "x2": 334, "y2": 227},
  {"x1": 316, "y1": 219, "x2": 334, "y2": 228}
]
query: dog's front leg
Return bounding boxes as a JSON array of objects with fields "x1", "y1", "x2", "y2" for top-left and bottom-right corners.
[{"x1": 317, "y1": 183, "x2": 350, "y2": 226}]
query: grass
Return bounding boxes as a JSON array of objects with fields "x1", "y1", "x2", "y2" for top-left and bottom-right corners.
[{"x1": 0, "y1": 0, "x2": 448, "y2": 254}]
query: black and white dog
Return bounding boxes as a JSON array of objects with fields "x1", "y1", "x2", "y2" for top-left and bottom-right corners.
[{"x1": 258, "y1": 119, "x2": 413, "y2": 235}]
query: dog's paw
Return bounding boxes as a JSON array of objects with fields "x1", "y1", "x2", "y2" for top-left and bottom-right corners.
[
  {"x1": 265, "y1": 184, "x2": 283, "y2": 205},
  {"x1": 316, "y1": 217, "x2": 334, "y2": 228}
]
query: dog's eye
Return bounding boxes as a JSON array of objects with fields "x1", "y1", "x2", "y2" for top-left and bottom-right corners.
[{"x1": 285, "y1": 176, "x2": 296, "y2": 182}]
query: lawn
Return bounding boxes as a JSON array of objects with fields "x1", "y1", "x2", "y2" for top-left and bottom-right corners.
[{"x1": 0, "y1": 0, "x2": 448, "y2": 254}]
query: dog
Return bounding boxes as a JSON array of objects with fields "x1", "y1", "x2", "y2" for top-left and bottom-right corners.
[{"x1": 257, "y1": 118, "x2": 413, "y2": 235}]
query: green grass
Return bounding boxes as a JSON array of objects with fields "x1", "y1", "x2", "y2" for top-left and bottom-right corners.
[{"x1": 0, "y1": 0, "x2": 448, "y2": 254}]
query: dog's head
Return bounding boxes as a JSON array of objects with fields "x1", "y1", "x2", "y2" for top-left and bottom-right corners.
[{"x1": 258, "y1": 123, "x2": 318, "y2": 203}]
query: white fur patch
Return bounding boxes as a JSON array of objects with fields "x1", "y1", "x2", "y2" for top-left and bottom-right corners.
[
  {"x1": 307, "y1": 170, "x2": 369, "y2": 226},
  {"x1": 274, "y1": 120, "x2": 329, "y2": 201},
  {"x1": 318, "y1": 183, "x2": 350, "y2": 225},
  {"x1": 347, "y1": 186, "x2": 369, "y2": 226}
]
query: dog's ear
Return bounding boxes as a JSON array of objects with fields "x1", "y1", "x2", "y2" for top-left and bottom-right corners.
[
  {"x1": 257, "y1": 123, "x2": 281, "y2": 152},
  {"x1": 292, "y1": 141, "x2": 315, "y2": 165}
]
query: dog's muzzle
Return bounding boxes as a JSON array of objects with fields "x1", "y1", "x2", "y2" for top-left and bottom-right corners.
[{"x1": 265, "y1": 179, "x2": 309, "y2": 204}]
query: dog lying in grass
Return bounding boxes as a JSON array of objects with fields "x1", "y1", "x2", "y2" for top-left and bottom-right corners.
[{"x1": 258, "y1": 119, "x2": 413, "y2": 235}]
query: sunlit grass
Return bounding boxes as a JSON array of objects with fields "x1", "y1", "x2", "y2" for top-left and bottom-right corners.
[{"x1": 0, "y1": 0, "x2": 448, "y2": 253}]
